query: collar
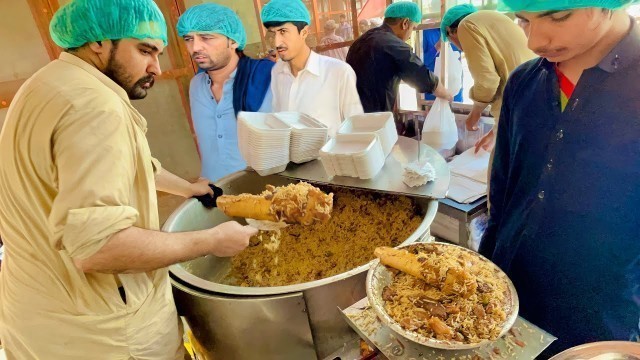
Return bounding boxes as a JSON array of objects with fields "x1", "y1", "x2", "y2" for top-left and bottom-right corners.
[
  {"x1": 205, "y1": 68, "x2": 237, "y2": 86},
  {"x1": 597, "y1": 16, "x2": 640, "y2": 73},
  {"x1": 59, "y1": 52, "x2": 130, "y2": 103},
  {"x1": 280, "y1": 50, "x2": 321, "y2": 77}
]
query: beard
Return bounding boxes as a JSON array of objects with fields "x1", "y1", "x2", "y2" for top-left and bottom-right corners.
[
  {"x1": 104, "y1": 45, "x2": 154, "y2": 100},
  {"x1": 191, "y1": 50, "x2": 232, "y2": 72}
]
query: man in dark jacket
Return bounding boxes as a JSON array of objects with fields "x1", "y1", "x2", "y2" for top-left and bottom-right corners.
[{"x1": 347, "y1": 1, "x2": 451, "y2": 112}]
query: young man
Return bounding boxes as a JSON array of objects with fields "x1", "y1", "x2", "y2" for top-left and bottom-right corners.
[
  {"x1": 482, "y1": 0, "x2": 640, "y2": 355},
  {"x1": 347, "y1": 1, "x2": 452, "y2": 113},
  {"x1": 441, "y1": 4, "x2": 536, "y2": 153},
  {"x1": 261, "y1": 0, "x2": 363, "y2": 135},
  {"x1": 177, "y1": 3, "x2": 274, "y2": 182},
  {"x1": 0, "y1": 1, "x2": 256, "y2": 358}
]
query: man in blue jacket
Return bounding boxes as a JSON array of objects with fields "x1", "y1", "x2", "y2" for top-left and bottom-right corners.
[
  {"x1": 482, "y1": 0, "x2": 640, "y2": 356},
  {"x1": 178, "y1": 4, "x2": 274, "y2": 182}
]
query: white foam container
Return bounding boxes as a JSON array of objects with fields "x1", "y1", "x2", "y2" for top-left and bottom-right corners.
[
  {"x1": 319, "y1": 133, "x2": 385, "y2": 179},
  {"x1": 337, "y1": 112, "x2": 398, "y2": 157},
  {"x1": 238, "y1": 112, "x2": 291, "y2": 175},
  {"x1": 275, "y1": 112, "x2": 329, "y2": 164}
]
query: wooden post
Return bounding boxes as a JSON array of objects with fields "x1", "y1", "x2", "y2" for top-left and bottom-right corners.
[{"x1": 350, "y1": 0, "x2": 359, "y2": 38}]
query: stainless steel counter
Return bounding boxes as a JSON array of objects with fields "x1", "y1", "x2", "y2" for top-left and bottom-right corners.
[{"x1": 280, "y1": 136, "x2": 450, "y2": 199}]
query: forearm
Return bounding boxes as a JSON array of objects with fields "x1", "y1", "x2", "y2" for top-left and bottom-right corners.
[
  {"x1": 155, "y1": 168, "x2": 194, "y2": 198},
  {"x1": 471, "y1": 102, "x2": 488, "y2": 115},
  {"x1": 74, "y1": 226, "x2": 214, "y2": 273}
]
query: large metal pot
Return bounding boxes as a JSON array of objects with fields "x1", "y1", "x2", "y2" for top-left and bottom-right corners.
[{"x1": 164, "y1": 171, "x2": 439, "y2": 359}]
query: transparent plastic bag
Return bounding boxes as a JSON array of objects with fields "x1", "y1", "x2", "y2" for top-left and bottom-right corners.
[{"x1": 422, "y1": 98, "x2": 458, "y2": 158}]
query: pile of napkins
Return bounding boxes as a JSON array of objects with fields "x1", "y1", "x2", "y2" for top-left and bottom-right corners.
[
  {"x1": 403, "y1": 161, "x2": 437, "y2": 187},
  {"x1": 447, "y1": 148, "x2": 491, "y2": 203}
]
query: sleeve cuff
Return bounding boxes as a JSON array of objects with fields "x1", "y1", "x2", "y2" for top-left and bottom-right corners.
[
  {"x1": 151, "y1": 157, "x2": 162, "y2": 176},
  {"x1": 62, "y1": 206, "x2": 139, "y2": 260}
]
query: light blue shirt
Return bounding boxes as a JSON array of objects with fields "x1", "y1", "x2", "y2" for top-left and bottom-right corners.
[{"x1": 189, "y1": 70, "x2": 272, "y2": 182}]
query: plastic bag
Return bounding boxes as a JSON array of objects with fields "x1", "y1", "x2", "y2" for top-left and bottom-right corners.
[
  {"x1": 434, "y1": 45, "x2": 463, "y2": 96},
  {"x1": 422, "y1": 98, "x2": 458, "y2": 158}
]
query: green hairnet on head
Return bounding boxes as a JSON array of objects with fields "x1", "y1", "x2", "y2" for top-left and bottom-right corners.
[
  {"x1": 441, "y1": 4, "x2": 478, "y2": 41},
  {"x1": 498, "y1": 0, "x2": 640, "y2": 12},
  {"x1": 50, "y1": 0, "x2": 167, "y2": 49},
  {"x1": 177, "y1": 4, "x2": 247, "y2": 50},
  {"x1": 385, "y1": 1, "x2": 423, "y2": 24},
  {"x1": 261, "y1": 0, "x2": 312, "y2": 26}
]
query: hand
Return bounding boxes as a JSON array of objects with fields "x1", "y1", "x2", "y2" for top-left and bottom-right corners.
[
  {"x1": 433, "y1": 83, "x2": 454, "y2": 102},
  {"x1": 474, "y1": 129, "x2": 496, "y2": 154},
  {"x1": 465, "y1": 110, "x2": 482, "y2": 131},
  {"x1": 208, "y1": 221, "x2": 258, "y2": 257},
  {"x1": 190, "y1": 178, "x2": 214, "y2": 197}
]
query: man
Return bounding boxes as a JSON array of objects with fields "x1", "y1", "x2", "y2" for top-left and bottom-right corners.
[
  {"x1": 0, "y1": 1, "x2": 256, "y2": 358},
  {"x1": 177, "y1": 3, "x2": 274, "y2": 182},
  {"x1": 319, "y1": 20, "x2": 349, "y2": 61},
  {"x1": 337, "y1": 13, "x2": 354, "y2": 40},
  {"x1": 261, "y1": 0, "x2": 363, "y2": 135},
  {"x1": 347, "y1": 1, "x2": 452, "y2": 113},
  {"x1": 481, "y1": 0, "x2": 640, "y2": 356},
  {"x1": 441, "y1": 5, "x2": 535, "y2": 153}
]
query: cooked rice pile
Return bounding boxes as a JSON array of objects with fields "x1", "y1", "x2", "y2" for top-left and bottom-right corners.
[
  {"x1": 382, "y1": 243, "x2": 512, "y2": 344},
  {"x1": 224, "y1": 188, "x2": 423, "y2": 287}
]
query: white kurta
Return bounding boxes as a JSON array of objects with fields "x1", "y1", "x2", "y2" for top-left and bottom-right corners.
[{"x1": 271, "y1": 51, "x2": 364, "y2": 136}]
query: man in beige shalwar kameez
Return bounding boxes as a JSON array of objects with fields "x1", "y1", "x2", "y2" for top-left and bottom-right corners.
[{"x1": 0, "y1": 1, "x2": 257, "y2": 359}]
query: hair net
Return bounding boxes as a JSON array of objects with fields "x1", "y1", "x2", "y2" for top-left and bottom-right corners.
[
  {"x1": 177, "y1": 4, "x2": 247, "y2": 50},
  {"x1": 49, "y1": 0, "x2": 167, "y2": 49},
  {"x1": 384, "y1": 1, "x2": 423, "y2": 24},
  {"x1": 440, "y1": 4, "x2": 478, "y2": 41},
  {"x1": 498, "y1": 0, "x2": 639, "y2": 12},
  {"x1": 261, "y1": 0, "x2": 311, "y2": 26}
]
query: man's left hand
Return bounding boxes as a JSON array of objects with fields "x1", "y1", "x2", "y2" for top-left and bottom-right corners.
[
  {"x1": 190, "y1": 178, "x2": 214, "y2": 197},
  {"x1": 474, "y1": 129, "x2": 496, "y2": 154}
]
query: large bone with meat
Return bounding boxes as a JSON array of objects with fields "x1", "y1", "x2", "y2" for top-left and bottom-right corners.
[
  {"x1": 374, "y1": 246, "x2": 477, "y2": 298},
  {"x1": 216, "y1": 182, "x2": 333, "y2": 226}
]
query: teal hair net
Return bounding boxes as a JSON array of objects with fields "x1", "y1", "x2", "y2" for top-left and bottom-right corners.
[
  {"x1": 441, "y1": 4, "x2": 478, "y2": 41},
  {"x1": 498, "y1": 0, "x2": 640, "y2": 12},
  {"x1": 50, "y1": 0, "x2": 167, "y2": 49},
  {"x1": 177, "y1": 4, "x2": 247, "y2": 50},
  {"x1": 261, "y1": 0, "x2": 311, "y2": 26},
  {"x1": 384, "y1": 1, "x2": 423, "y2": 24}
]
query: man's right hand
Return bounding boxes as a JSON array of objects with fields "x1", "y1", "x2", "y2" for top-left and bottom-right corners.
[
  {"x1": 209, "y1": 221, "x2": 258, "y2": 257},
  {"x1": 433, "y1": 82, "x2": 454, "y2": 102}
]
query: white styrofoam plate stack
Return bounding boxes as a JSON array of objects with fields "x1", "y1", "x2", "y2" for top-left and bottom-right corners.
[
  {"x1": 337, "y1": 112, "x2": 398, "y2": 157},
  {"x1": 319, "y1": 133, "x2": 385, "y2": 179},
  {"x1": 275, "y1": 112, "x2": 328, "y2": 164},
  {"x1": 238, "y1": 112, "x2": 291, "y2": 176}
]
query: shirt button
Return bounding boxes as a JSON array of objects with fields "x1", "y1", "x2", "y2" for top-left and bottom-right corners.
[
  {"x1": 217, "y1": 115, "x2": 222, "y2": 119},
  {"x1": 538, "y1": 191, "x2": 545, "y2": 200},
  {"x1": 218, "y1": 135, "x2": 223, "y2": 139},
  {"x1": 556, "y1": 129, "x2": 564, "y2": 140}
]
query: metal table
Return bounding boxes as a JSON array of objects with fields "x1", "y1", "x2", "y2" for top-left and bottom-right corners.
[
  {"x1": 340, "y1": 298, "x2": 556, "y2": 360},
  {"x1": 280, "y1": 136, "x2": 450, "y2": 199}
]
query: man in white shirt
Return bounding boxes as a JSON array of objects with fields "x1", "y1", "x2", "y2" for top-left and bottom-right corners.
[{"x1": 261, "y1": 0, "x2": 364, "y2": 136}]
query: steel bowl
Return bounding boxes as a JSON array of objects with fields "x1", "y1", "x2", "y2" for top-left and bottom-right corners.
[
  {"x1": 366, "y1": 242, "x2": 519, "y2": 350},
  {"x1": 549, "y1": 341, "x2": 640, "y2": 360}
]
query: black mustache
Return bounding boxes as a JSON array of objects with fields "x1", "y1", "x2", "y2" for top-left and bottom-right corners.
[{"x1": 135, "y1": 75, "x2": 154, "y2": 87}]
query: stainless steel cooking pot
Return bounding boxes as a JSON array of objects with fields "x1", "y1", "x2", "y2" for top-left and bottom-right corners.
[{"x1": 164, "y1": 170, "x2": 439, "y2": 359}]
